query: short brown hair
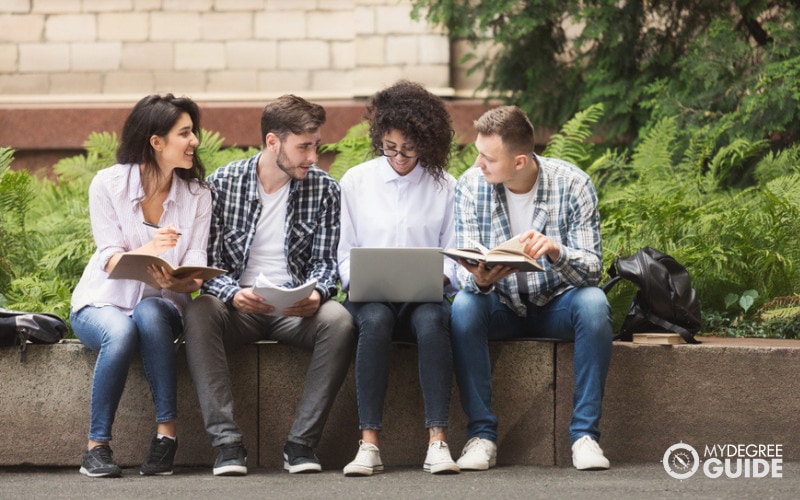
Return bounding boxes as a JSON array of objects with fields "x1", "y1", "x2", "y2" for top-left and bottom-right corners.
[
  {"x1": 474, "y1": 106, "x2": 535, "y2": 157},
  {"x1": 260, "y1": 94, "x2": 326, "y2": 146}
]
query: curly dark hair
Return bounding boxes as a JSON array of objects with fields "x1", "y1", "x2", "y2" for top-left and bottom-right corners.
[{"x1": 365, "y1": 80, "x2": 453, "y2": 182}]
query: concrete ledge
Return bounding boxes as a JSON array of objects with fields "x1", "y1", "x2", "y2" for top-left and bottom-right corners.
[
  {"x1": 2, "y1": 337, "x2": 797, "y2": 469},
  {"x1": 259, "y1": 340, "x2": 554, "y2": 469},
  {"x1": 555, "y1": 337, "x2": 800, "y2": 466},
  {"x1": 0, "y1": 341, "x2": 258, "y2": 467},
  {"x1": 0, "y1": 340, "x2": 553, "y2": 469}
]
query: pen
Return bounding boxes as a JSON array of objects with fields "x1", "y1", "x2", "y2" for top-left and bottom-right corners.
[{"x1": 143, "y1": 221, "x2": 182, "y2": 235}]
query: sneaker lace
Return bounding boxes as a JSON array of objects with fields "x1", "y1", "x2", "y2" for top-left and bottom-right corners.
[
  {"x1": 463, "y1": 437, "x2": 481, "y2": 453},
  {"x1": 149, "y1": 438, "x2": 173, "y2": 462},
  {"x1": 428, "y1": 442, "x2": 453, "y2": 461},
  {"x1": 287, "y1": 442, "x2": 315, "y2": 460},
  {"x1": 577, "y1": 436, "x2": 603, "y2": 453},
  {"x1": 219, "y1": 444, "x2": 243, "y2": 461},
  {"x1": 92, "y1": 445, "x2": 115, "y2": 464}
]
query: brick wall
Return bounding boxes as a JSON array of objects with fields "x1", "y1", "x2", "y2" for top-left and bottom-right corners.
[{"x1": 0, "y1": 0, "x2": 484, "y2": 100}]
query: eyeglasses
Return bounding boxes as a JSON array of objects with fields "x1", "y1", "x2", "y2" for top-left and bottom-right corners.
[{"x1": 380, "y1": 146, "x2": 418, "y2": 159}]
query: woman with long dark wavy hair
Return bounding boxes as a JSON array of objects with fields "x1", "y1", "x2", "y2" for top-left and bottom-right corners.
[{"x1": 70, "y1": 94, "x2": 211, "y2": 477}]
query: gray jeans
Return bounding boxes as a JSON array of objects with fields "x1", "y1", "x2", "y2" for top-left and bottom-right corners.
[{"x1": 184, "y1": 294, "x2": 355, "y2": 449}]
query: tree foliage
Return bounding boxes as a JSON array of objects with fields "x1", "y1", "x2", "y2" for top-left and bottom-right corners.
[{"x1": 411, "y1": 0, "x2": 800, "y2": 157}]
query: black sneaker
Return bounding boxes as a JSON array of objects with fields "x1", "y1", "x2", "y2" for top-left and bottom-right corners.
[
  {"x1": 80, "y1": 445, "x2": 122, "y2": 478},
  {"x1": 140, "y1": 436, "x2": 178, "y2": 476},
  {"x1": 283, "y1": 441, "x2": 322, "y2": 473},
  {"x1": 213, "y1": 443, "x2": 247, "y2": 476}
]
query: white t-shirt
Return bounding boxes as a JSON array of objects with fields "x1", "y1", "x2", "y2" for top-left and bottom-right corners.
[
  {"x1": 239, "y1": 180, "x2": 292, "y2": 287},
  {"x1": 505, "y1": 179, "x2": 538, "y2": 295}
]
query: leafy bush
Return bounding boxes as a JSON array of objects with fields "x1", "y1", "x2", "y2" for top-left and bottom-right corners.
[
  {"x1": 0, "y1": 147, "x2": 34, "y2": 298},
  {"x1": 3, "y1": 106, "x2": 799, "y2": 338}
]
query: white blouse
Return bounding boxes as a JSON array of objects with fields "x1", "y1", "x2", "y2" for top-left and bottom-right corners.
[
  {"x1": 337, "y1": 156, "x2": 458, "y2": 294},
  {"x1": 70, "y1": 164, "x2": 212, "y2": 316}
]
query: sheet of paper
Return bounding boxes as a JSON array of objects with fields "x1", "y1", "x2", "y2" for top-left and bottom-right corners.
[{"x1": 252, "y1": 274, "x2": 317, "y2": 316}]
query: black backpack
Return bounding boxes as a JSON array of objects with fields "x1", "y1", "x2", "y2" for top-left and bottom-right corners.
[
  {"x1": 601, "y1": 247, "x2": 702, "y2": 344},
  {"x1": 0, "y1": 308, "x2": 67, "y2": 362}
]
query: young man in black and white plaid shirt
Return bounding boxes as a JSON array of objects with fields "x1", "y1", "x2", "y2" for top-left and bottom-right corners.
[{"x1": 184, "y1": 95, "x2": 354, "y2": 476}]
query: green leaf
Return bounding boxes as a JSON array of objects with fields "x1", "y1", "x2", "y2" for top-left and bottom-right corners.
[{"x1": 739, "y1": 294, "x2": 755, "y2": 313}]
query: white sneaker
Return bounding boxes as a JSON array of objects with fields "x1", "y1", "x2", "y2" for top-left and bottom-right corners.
[
  {"x1": 423, "y1": 441, "x2": 460, "y2": 474},
  {"x1": 343, "y1": 440, "x2": 383, "y2": 476},
  {"x1": 456, "y1": 437, "x2": 497, "y2": 471},
  {"x1": 571, "y1": 435, "x2": 610, "y2": 470}
]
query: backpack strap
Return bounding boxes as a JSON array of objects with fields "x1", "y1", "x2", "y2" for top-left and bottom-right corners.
[
  {"x1": 642, "y1": 308, "x2": 701, "y2": 344},
  {"x1": 601, "y1": 275, "x2": 623, "y2": 295}
]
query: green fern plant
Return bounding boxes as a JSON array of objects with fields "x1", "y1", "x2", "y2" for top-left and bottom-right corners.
[
  {"x1": 319, "y1": 121, "x2": 373, "y2": 181},
  {"x1": 54, "y1": 131, "x2": 118, "y2": 184},
  {"x1": 197, "y1": 129, "x2": 259, "y2": 175},
  {"x1": 543, "y1": 103, "x2": 604, "y2": 168},
  {"x1": 0, "y1": 147, "x2": 35, "y2": 296},
  {"x1": 447, "y1": 142, "x2": 478, "y2": 179}
]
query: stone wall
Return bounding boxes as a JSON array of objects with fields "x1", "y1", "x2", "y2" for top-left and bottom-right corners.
[
  {"x1": 2, "y1": 338, "x2": 799, "y2": 468},
  {"x1": 0, "y1": 0, "x2": 484, "y2": 100}
]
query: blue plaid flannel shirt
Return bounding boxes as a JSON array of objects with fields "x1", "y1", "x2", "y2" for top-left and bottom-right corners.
[
  {"x1": 201, "y1": 153, "x2": 342, "y2": 303},
  {"x1": 454, "y1": 154, "x2": 603, "y2": 316}
]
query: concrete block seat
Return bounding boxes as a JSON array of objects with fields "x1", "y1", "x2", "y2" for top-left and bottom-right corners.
[
  {"x1": 1, "y1": 336, "x2": 798, "y2": 469},
  {"x1": 555, "y1": 337, "x2": 800, "y2": 466}
]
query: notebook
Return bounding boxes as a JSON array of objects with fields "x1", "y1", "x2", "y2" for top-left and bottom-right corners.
[{"x1": 348, "y1": 247, "x2": 444, "y2": 303}]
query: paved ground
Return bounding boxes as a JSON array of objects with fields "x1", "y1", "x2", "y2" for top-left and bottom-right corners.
[{"x1": 1, "y1": 462, "x2": 797, "y2": 499}]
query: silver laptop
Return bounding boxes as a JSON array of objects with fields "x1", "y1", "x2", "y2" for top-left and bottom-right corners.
[{"x1": 348, "y1": 247, "x2": 444, "y2": 303}]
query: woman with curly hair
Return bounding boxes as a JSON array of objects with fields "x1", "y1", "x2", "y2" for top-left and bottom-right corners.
[{"x1": 337, "y1": 80, "x2": 460, "y2": 475}]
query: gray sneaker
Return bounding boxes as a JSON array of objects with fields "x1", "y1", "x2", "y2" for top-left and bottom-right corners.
[
  {"x1": 213, "y1": 443, "x2": 247, "y2": 476},
  {"x1": 80, "y1": 445, "x2": 122, "y2": 478}
]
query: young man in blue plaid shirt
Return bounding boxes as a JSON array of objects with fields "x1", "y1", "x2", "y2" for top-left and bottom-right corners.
[
  {"x1": 184, "y1": 95, "x2": 354, "y2": 476},
  {"x1": 450, "y1": 106, "x2": 613, "y2": 471}
]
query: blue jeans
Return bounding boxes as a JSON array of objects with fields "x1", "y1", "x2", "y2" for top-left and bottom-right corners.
[
  {"x1": 345, "y1": 299, "x2": 453, "y2": 430},
  {"x1": 450, "y1": 287, "x2": 612, "y2": 444},
  {"x1": 70, "y1": 298, "x2": 182, "y2": 442}
]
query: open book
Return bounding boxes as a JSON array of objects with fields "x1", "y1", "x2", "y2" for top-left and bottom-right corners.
[
  {"x1": 252, "y1": 274, "x2": 318, "y2": 316},
  {"x1": 441, "y1": 235, "x2": 544, "y2": 272},
  {"x1": 108, "y1": 254, "x2": 226, "y2": 289}
]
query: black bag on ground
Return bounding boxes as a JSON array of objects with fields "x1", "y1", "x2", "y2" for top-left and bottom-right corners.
[
  {"x1": 601, "y1": 247, "x2": 702, "y2": 344},
  {"x1": 0, "y1": 307, "x2": 67, "y2": 362}
]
